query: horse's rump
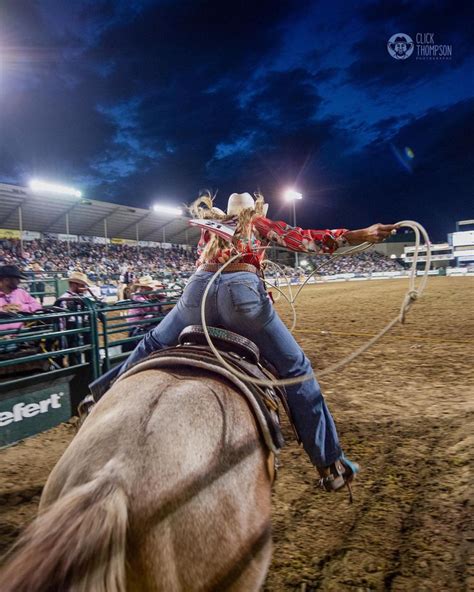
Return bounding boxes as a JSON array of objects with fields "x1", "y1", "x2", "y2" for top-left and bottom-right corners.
[{"x1": 1, "y1": 366, "x2": 273, "y2": 591}]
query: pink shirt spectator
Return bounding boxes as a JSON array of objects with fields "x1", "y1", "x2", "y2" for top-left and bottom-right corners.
[
  {"x1": 127, "y1": 294, "x2": 162, "y2": 325},
  {"x1": 0, "y1": 288, "x2": 42, "y2": 331}
]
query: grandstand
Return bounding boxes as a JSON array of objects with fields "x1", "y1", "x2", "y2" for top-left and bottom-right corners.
[
  {"x1": 0, "y1": 182, "x2": 200, "y2": 246},
  {"x1": 450, "y1": 219, "x2": 474, "y2": 266}
]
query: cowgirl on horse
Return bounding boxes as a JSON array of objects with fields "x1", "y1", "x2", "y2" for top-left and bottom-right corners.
[{"x1": 90, "y1": 191, "x2": 397, "y2": 492}]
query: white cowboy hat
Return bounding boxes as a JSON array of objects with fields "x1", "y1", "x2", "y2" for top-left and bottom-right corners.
[
  {"x1": 68, "y1": 271, "x2": 92, "y2": 287},
  {"x1": 227, "y1": 193, "x2": 255, "y2": 216},
  {"x1": 227, "y1": 193, "x2": 269, "y2": 217},
  {"x1": 131, "y1": 275, "x2": 162, "y2": 290}
]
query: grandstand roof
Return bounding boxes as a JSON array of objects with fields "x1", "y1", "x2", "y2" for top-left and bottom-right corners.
[{"x1": 0, "y1": 183, "x2": 200, "y2": 245}]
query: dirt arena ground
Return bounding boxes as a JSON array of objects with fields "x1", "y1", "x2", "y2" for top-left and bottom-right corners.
[{"x1": 1, "y1": 276, "x2": 473, "y2": 591}]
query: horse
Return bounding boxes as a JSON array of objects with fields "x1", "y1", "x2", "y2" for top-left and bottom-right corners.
[{"x1": 0, "y1": 343, "x2": 276, "y2": 591}]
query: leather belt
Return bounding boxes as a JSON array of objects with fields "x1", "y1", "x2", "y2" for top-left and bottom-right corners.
[{"x1": 198, "y1": 262, "x2": 261, "y2": 275}]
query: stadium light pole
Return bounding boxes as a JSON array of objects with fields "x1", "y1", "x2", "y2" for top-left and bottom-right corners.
[{"x1": 283, "y1": 189, "x2": 303, "y2": 268}]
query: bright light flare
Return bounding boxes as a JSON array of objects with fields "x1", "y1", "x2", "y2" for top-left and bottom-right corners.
[
  {"x1": 30, "y1": 179, "x2": 82, "y2": 197},
  {"x1": 152, "y1": 204, "x2": 183, "y2": 216},
  {"x1": 283, "y1": 188, "x2": 303, "y2": 201}
]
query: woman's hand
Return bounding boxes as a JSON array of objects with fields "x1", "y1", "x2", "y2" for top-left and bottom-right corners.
[{"x1": 343, "y1": 223, "x2": 399, "y2": 246}]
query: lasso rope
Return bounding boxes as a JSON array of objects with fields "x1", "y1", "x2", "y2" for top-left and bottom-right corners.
[{"x1": 199, "y1": 221, "x2": 431, "y2": 387}]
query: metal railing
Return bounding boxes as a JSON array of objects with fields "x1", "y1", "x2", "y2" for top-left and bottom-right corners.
[
  {"x1": 0, "y1": 290, "x2": 182, "y2": 387},
  {"x1": 97, "y1": 289, "x2": 181, "y2": 371},
  {"x1": 0, "y1": 300, "x2": 99, "y2": 386}
]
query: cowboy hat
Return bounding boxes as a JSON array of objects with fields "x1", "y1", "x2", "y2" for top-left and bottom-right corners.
[
  {"x1": 227, "y1": 193, "x2": 269, "y2": 217},
  {"x1": 0, "y1": 265, "x2": 28, "y2": 280},
  {"x1": 131, "y1": 275, "x2": 162, "y2": 290},
  {"x1": 68, "y1": 271, "x2": 92, "y2": 287}
]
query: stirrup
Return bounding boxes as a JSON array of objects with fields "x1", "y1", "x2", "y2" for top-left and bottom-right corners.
[{"x1": 317, "y1": 455, "x2": 360, "y2": 502}]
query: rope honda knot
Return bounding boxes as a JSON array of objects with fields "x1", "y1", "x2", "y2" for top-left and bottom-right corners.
[{"x1": 399, "y1": 290, "x2": 419, "y2": 323}]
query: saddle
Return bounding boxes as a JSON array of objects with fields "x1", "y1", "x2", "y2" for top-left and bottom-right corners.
[{"x1": 115, "y1": 326, "x2": 298, "y2": 461}]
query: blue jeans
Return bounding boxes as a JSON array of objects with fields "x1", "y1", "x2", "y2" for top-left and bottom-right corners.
[{"x1": 91, "y1": 271, "x2": 342, "y2": 467}]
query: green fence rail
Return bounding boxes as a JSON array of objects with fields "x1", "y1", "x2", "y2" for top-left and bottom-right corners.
[{"x1": 0, "y1": 292, "x2": 180, "y2": 446}]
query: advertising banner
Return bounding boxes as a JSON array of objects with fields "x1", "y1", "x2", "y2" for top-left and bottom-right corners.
[
  {"x1": 111, "y1": 238, "x2": 136, "y2": 246},
  {"x1": 57, "y1": 233, "x2": 78, "y2": 242},
  {"x1": 0, "y1": 228, "x2": 21, "y2": 239},
  {"x1": 22, "y1": 230, "x2": 41, "y2": 241},
  {"x1": 0, "y1": 378, "x2": 72, "y2": 448},
  {"x1": 138, "y1": 240, "x2": 161, "y2": 247},
  {"x1": 452, "y1": 231, "x2": 474, "y2": 247}
]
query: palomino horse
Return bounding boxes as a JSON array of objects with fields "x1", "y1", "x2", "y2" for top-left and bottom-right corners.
[{"x1": 0, "y1": 353, "x2": 275, "y2": 591}]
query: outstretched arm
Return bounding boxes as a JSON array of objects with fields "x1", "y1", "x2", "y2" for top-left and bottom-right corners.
[
  {"x1": 253, "y1": 217, "x2": 399, "y2": 253},
  {"x1": 253, "y1": 216, "x2": 349, "y2": 254}
]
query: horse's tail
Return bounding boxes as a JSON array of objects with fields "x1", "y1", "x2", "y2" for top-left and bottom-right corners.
[{"x1": 0, "y1": 462, "x2": 128, "y2": 592}]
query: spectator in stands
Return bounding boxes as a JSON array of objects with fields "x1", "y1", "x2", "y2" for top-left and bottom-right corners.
[
  {"x1": 122, "y1": 265, "x2": 135, "y2": 285},
  {"x1": 0, "y1": 265, "x2": 42, "y2": 331},
  {"x1": 29, "y1": 261, "x2": 46, "y2": 304}
]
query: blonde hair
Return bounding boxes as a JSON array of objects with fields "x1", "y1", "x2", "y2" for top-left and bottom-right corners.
[{"x1": 188, "y1": 191, "x2": 266, "y2": 261}]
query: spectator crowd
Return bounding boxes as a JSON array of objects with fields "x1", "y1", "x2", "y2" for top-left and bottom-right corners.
[
  {"x1": 0, "y1": 238, "x2": 405, "y2": 289},
  {"x1": 0, "y1": 238, "x2": 198, "y2": 284},
  {"x1": 301, "y1": 250, "x2": 404, "y2": 275}
]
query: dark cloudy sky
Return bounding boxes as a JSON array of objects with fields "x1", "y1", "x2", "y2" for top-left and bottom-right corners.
[{"x1": 0, "y1": 0, "x2": 473, "y2": 240}]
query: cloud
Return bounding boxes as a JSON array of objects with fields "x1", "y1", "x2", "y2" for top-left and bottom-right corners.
[{"x1": 330, "y1": 98, "x2": 474, "y2": 238}]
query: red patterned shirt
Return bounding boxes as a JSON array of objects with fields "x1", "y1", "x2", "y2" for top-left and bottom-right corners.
[{"x1": 196, "y1": 216, "x2": 349, "y2": 268}]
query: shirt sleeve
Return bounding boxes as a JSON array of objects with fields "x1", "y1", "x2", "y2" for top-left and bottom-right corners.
[
  {"x1": 253, "y1": 216, "x2": 349, "y2": 254},
  {"x1": 22, "y1": 291, "x2": 42, "y2": 312}
]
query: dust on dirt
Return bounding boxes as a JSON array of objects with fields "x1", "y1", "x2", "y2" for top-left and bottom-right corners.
[{"x1": 1, "y1": 277, "x2": 473, "y2": 591}]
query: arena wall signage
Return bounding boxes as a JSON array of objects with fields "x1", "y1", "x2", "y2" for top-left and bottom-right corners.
[
  {"x1": 0, "y1": 228, "x2": 21, "y2": 239},
  {"x1": 22, "y1": 230, "x2": 41, "y2": 241},
  {"x1": 111, "y1": 238, "x2": 137, "y2": 246},
  {"x1": 0, "y1": 380, "x2": 72, "y2": 448},
  {"x1": 57, "y1": 233, "x2": 78, "y2": 242}
]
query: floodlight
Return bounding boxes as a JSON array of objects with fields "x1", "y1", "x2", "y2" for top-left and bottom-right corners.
[
  {"x1": 283, "y1": 188, "x2": 303, "y2": 201},
  {"x1": 152, "y1": 204, "x2": 183, "y2": 216},
  {"x1": 29, "y1": 179, "x2": 82, "y2": 197}
]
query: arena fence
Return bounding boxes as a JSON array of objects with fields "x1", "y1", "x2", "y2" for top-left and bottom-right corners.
[
  {"x1": 0, "y1": 292, "x2": 180, "y2": 447},
  {"x1": 23, "y1": 272, "x2": 70, "y2": 302}
]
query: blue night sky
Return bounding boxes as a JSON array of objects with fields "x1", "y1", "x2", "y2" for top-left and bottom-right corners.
[{"x1": 0, "y1": 0, "x2": 473, "y2": 240}]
